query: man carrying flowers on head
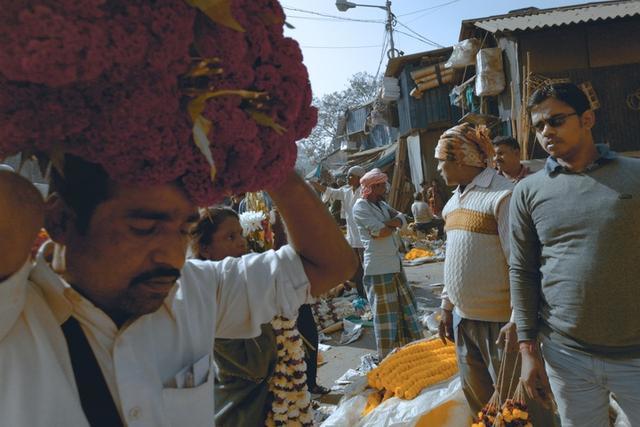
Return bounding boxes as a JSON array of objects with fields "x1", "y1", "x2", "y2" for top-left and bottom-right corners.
[
  {"x1": 435, "y1": 124, "x2": 557, "y2": 425},
  {"x1": 353, "y1": 168, "x2": 423, "y2": 360},
  {"x1": 0, "y1": 2, "x2": 357, "y2": 426}
]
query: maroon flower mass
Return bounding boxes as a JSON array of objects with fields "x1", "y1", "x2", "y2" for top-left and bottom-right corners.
[{"x1": 0, "y1": 0, "x2": 317, "y2": 206}]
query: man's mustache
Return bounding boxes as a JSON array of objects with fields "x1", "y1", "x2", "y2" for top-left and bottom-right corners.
[{"x1": 130, "y1": 267, "x2": 181, "y2": 287}]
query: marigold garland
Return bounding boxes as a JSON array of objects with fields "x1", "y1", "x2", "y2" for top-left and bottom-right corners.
[
  {"x1": 266, "y1": 316, "x2": 313, "y2": 427},
  {"x1": 0, "y1": 0, "x2": 317, "y2": 206},
  {"x1": 364, "y1": 339, "x2": 458, "y2": 415}
]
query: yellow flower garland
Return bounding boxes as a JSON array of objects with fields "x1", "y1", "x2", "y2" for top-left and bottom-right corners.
[{"x1": 363, "y1": 339, "x2": 458, "y2": 415}]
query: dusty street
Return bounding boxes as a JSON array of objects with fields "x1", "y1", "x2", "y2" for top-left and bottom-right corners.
[{"x1": 316, "y1": 261, "x2": 444, "y2": 405}]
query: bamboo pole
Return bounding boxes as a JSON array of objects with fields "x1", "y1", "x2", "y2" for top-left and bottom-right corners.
[
  {"x1": 510, "y1": 80, "x2": 517, "y2": 143},
  {"x1": 410, "y1": 74, "x2": 455, "y2": 98},
  {"x1": 413, "y1": 68, "x2": 455, "y2": 85},
  {"x1": 410, "y1": 62, "x2": 448, "y2": 80},
  {"x1": 389, "y1": 137, "x2": 407, "y2": 209},
  {"x1": 525, "y1": 52, "x2": 533, "y2": 160},
  {"x1": 519, "y1": 63, "x2": 528, "y2": 157}
]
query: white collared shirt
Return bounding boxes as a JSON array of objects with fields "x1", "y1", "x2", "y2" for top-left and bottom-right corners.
[
  {"x1": 352, "y1": 198, "x2": 407, "y2": 276},
  {"x1": 0, "y1": 243, "x2": 310, "y2": 427},
  {"x1": 323, "y1": 185, "x2": 363, "y2": 248}
]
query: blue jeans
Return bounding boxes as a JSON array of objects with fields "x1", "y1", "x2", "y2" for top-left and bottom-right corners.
[{"x1": 541, "y1": 336, "x2": 640, "y2": 426}]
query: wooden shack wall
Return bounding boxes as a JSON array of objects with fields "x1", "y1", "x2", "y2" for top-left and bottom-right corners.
[{"x1": 397, "y1": 64, "x2": 462, "y2": 136}]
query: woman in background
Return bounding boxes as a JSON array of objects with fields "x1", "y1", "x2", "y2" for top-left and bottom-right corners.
[{"x1": 190, "y1": 208, "x2": 277, "y2": 427}]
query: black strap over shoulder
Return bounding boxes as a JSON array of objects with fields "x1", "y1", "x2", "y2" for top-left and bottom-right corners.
[{"x1": 61, "y1": 317, "x2": 124, "y2": 427}]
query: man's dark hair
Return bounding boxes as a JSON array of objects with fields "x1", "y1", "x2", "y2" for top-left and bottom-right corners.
[
  {"x1": 49, "y1": 154, "x2": 113, "y2": 234},
  {"x1": 492, "y1": 136, "x2": 520, "y2": 151},
  {"x1": 527, "y1": 82, "x2": 591, "y2": 115}
]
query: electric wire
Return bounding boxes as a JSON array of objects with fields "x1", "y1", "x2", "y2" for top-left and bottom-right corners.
[
  {"x1": 395, "y1": 30, "x2": 440, "y2": 48},
  {"x1": 397, "y1": 0, "x2": 461, "y2": 17},
  {"x1": 286, "y1": 14, "x2": 382, "y2": 23},
  {"x1": 300, "y1": 44, "x2": 382, "y2": 49},
  {"x1": 373, "y1": 29, "x2": 389, "y2": 83},
  {"x1": 282, "y1": 6, "x2": 384, "y2": 23},
  {"x1": 395, "y1": 20, "x2": 444, "y2": 48}
]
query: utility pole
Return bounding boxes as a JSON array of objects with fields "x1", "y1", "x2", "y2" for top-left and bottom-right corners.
[
  {"x1": 385, "y1": 1, "x2": 397, "y2": 59},
  {"x1": 336, "y1": 0, "x2": 399, "y2": 59}
]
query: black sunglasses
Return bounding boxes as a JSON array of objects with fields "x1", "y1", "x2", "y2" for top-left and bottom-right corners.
[{"x1": 532, "y1": 112, "x2": 578, "y2": 133}]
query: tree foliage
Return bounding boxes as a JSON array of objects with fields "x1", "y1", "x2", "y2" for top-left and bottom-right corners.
[{"x1": 296, "y1": 72, "x2": 380, "y2": 174}]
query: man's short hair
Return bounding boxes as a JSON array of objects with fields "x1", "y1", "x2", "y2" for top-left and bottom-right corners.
[
  {"x1": 492, "y1": 136, "x2": 520, "y2": 151},
  {"x1": 347, "y1": 166, "x2": 365, "y2": 178},
  {"x1": 49, "y1": 155, "x2": 114, "y2": 234},
  {"x1": 527, "y1": 82, "x2": 591, "y2": 116}
]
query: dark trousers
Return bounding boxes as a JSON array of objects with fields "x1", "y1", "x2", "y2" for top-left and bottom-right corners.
[
  {"x1": 297, "y1": 304, "x2": 319, "y2": 388},
  {"x1": 415, "y1": 218, "x2": 445, "y2": 239},
  {"x1": 352, "y1": 247, "x2": 366, "y2": 299}
]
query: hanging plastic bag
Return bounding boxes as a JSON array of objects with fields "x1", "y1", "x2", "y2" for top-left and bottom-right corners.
[
  {"x1": 445, "y1": 38, "x2": 481, "y2": 68},
  {"x1": 475, "y1": 48, "x2": 506, "y2": 96}
]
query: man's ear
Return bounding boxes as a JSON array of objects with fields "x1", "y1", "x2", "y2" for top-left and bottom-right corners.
[
  {"x1": 44, "y1": 193, "x2": 76, "y2": 245},
  {"x1": 581, "y1": 109, "x2": 596, "y2": 130}
]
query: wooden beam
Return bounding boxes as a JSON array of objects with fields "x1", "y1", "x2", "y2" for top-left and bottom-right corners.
[{"x1": 389, "y1": 137, "x2": 407, "y2": 209}]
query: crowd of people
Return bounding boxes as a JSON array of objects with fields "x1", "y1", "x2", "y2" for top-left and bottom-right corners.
[
  {"x1": 2, "y1": 80, "x2": 638, "y2": 426},
  {"x1": 0, "y1": 0, "x2": 638, "y2": 425}
]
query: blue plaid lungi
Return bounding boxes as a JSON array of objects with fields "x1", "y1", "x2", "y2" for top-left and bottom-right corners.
[{"x1": 363, "y1": 270, "x2": 422, "y2": 359}]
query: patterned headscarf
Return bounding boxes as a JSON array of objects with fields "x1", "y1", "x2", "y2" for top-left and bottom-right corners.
[
  {"x1": 434, "y1": 123, "x2": 494, "y2": 168},
  {"x1": 359, "y1": 168, "x2": 388, "y2": 198}
]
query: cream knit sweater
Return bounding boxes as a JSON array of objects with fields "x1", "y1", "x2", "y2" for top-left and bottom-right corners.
[{"x1": 441, "y1": 169, "x2": 513, "y2": 322}]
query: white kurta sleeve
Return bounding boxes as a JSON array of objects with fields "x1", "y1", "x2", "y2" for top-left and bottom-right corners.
[{"x1": 184, "y1": 245, "x2": 311, "y2": 340}]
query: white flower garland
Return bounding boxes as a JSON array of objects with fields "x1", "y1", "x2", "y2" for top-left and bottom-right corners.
[
  {"x1": 265, "y1": 316, "x2": 313, "y2": 427},
  {"x1": 239, "y1": 210, "x2": 266, "y2": 235},
  {"x1": 312, "y1": 297, "x2": 358, "y2": 330}
]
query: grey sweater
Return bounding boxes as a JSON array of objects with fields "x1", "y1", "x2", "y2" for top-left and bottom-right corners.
[{"x1": 509, "y1": 146, "x2": 640, "y2": 357}]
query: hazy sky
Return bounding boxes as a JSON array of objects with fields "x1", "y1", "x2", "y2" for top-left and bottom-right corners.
[{"x1": 282, "y1": 0, "x2": 594, "y2": 97}]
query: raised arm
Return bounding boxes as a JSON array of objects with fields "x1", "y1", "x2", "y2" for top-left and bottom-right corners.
[{"x1": 270, "y1": 172, "x2": 357, "y2": 296}]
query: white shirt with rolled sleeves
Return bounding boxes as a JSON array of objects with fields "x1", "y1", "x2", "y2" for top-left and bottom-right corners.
[
  {"x1": 0, "y1": 243, "x2": 311, "y2": 427},
  {"x1": 353, "y1": 198, "x2": 407, "y2": 276},
  {"x1": 323, "y1": 185, "x2": 363, "y2": 248}
]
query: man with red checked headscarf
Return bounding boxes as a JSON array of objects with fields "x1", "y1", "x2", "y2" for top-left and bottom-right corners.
[
  {"x1": 353, "y1": 169, "x2": 423, "y2": 360},
  {"x1": 435, "y1": 124, "x2": 557, "y2": 425}
]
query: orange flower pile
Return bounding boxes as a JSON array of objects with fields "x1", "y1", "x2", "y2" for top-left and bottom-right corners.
[{"x1": 363, "y1": 339, "x2": 458, "y2": 415}]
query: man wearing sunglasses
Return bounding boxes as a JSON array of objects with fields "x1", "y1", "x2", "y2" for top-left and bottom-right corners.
[{"x1": 509, "y1": 83, "x2": 640, "y2": 425}]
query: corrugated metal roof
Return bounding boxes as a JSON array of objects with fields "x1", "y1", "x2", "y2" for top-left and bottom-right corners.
[
  {"x1": 384, "y1": 47, "x2": 453, "y2": 78},
  {"x1": 471, "y1": 0, "x2": 640, "y2": 33}
]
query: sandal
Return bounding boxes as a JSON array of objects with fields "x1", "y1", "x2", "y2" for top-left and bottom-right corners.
[{"x1": 308, "y1": 384, "x2": 331, "y2": 395}]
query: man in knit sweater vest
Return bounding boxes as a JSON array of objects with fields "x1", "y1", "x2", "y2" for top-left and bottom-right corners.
[
  {"x1": 435, "y1": 124, "x2": 557, "y2": 426},
  {"x1": 434, "y1": 123, "x2": 517, "y2": 414},
  {"x1": 511, "y1": 83, "x2": 640, "y2": 426}
]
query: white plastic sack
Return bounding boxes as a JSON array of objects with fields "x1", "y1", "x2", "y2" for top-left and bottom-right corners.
[
  {"x1": 321, "y1": 395, "x2": 368, "y2": 427},
  {"x1": 476, "y1": 47, "x2": 503, "y2": 73},
  {"x1": 475, "y1": 48, "x2": 505, "y2": 96},
  {"x1": 444, "y1": 38, "x2": 480, "y2": 69},
  {"x1": 321, "y1": 377, "x2": 472, "y2": 427},
  {"x1": 382, "y1": 77, "x2": 401, "y2": 101},
  {"x1": 475, "y1": 72, "x2": 505, "y2": 96}
]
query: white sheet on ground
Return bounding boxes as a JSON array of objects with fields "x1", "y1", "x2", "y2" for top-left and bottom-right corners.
[{"x1": 321, "y1": 377, "x2": 472, "y2": 427}]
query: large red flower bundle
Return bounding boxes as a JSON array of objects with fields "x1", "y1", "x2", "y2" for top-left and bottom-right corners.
[{"x1": 0, "y1": 0, "x2": 316, "y2": 205}]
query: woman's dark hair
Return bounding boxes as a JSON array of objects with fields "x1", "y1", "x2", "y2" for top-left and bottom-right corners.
[
  {"x1": 48, "y1": 154, "x2": 114, "y2": 234},
  {"x1": 189, "y1": 207, "x2": 239, "y2": 259},
  {"x1": 414, "y1": 192, "x2": 424, "y2": 201},
  {"x1": 527, "y1": 82, "x2": 591, "y2": 116}
]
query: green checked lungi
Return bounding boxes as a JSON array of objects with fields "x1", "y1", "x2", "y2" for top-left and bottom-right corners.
[{"x1": 364, "y1": 270, "x2": 423, "y2": 359}]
